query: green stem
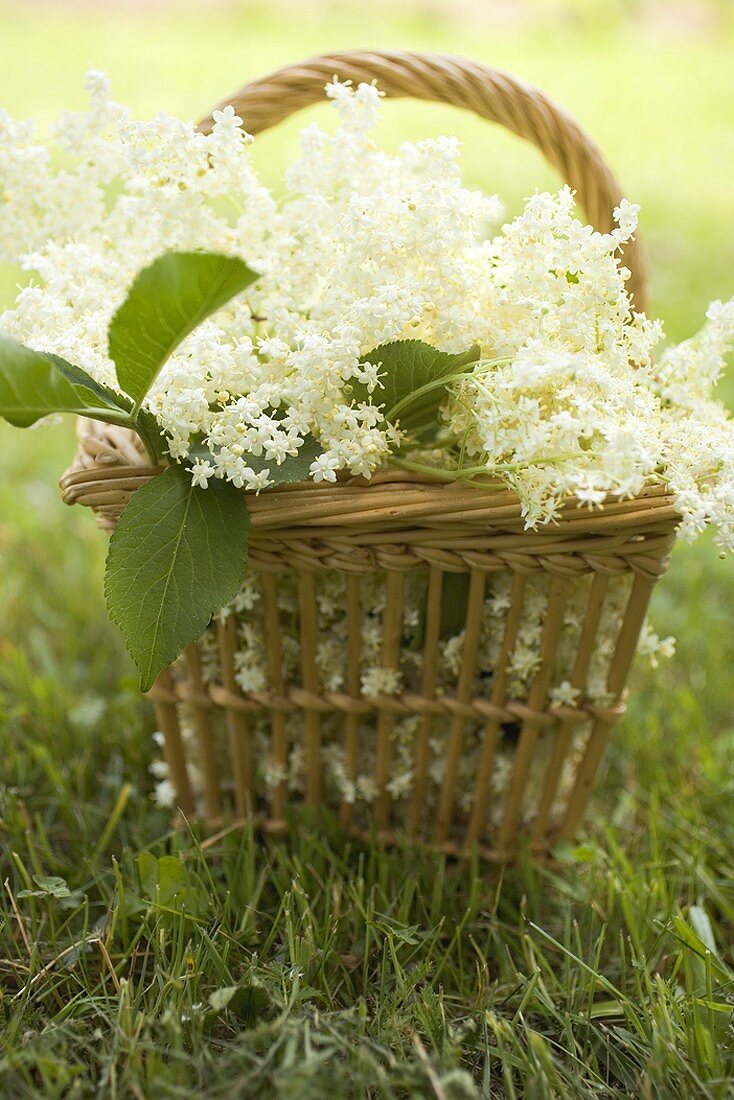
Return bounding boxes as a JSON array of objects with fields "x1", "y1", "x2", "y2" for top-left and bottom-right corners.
[
  {"x1": 80, "y1": 407, "x2": 134, "y2": 425},
  {"x1": 385, "y1": 355, "x2": 512, "y2": 431},
  {"x1": 392, "y1": 457, "x2": 493, "y2": 480},
  {"x1": 133, "y1": 417, "x2": 168, "y2": 466},
  {"x1": 386, "y1": 360, "x2": 480, "y2": 422},
  {"x1": 393, "y1": 450, "x2": 582, "y2": 481}
]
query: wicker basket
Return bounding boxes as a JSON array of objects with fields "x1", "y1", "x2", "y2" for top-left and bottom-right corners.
[{"x1": 59, "y1": 50, "x2": 679, "y2": 860}]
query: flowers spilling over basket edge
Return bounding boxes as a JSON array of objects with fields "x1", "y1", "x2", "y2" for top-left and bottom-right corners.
[{"x1": 0, "y1": 72, "x2": 733, "y2": 691}]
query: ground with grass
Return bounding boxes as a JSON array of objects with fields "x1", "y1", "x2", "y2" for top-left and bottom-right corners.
[{"x1": 1, "y1": 5, "x2": 734, "y2": 1097}]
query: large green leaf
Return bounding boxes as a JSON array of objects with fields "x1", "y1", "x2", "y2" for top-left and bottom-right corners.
[
  {"x1": 50, "y1": 356, "x2": 130, "y2": 414},
  {"x1": 351, "y1": 339, "x2": 479, "y2": 433},
  {"x1": 105, "y1": 465, "x2": 249, "y2": 691},
  {"x1": 108, "y1": 251, "x2": 259, "y2": 408},
  {"x1": 0, "y1": 335, "x2": 129, "y2": 427}
]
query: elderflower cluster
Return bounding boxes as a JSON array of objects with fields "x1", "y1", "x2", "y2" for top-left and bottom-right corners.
[
  {"x1": 149, "y1": 568, "x2": 674, "y2": 827},
  {"x1": 2, "y1": 74, "x2": 734, "y2": 545}
]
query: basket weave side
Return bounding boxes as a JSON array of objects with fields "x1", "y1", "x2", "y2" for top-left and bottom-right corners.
[
  {"x1": 142, "y1": 529, "x2": 675, "y2": 859},
  {"x1": 200, "y1": 48, "x2": 648, "y2": 308},
  {"x1": 59, "y1": 424, "x2": 679, "y2": 858}
]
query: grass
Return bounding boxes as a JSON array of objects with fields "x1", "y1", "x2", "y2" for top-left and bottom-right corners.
[{"x1": 1, "y1": 4, "x2": 734, "y2": 1096}]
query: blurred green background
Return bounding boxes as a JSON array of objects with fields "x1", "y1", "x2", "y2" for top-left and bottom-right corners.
[{"x1": 1, "y1": 3, "x2": 734, "y2": 1095}]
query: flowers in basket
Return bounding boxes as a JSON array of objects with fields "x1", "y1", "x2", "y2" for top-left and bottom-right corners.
[
  {"x1": 0, "y1": 70, "x2": 733, "y2": 707},
  {"x1": 150, "y1": 568, "x2": 674, "y2": 822}
]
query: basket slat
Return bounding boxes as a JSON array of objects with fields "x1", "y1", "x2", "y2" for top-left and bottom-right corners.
[
  {"x1": 183, "y1": 644, "x2": 222, "y2": 823},
  {"x1": 374, "y1": 571, "x2": 406, "y2": 828},
  {"x1": 260, "y1": 573, "x2": 289, "y2": 826},
  {"x1": 340, "y1": 575, "x2": 362, "y2": 828},
  {"x1": 151, "y1": 668, "x2": 195, "y2": 819},
  {"x1": 407, "y1": 565, "x2": 444, "y2": 837},
  {"x1": 497, "y1": 575, "x2": 570, "y2": 853},
  {"x1": 530, "y1": 572, "x2": 609, "y2": 846},
  {"x1": 435, "y1": 567, "x2": 487, "y2": 842},
  {"x1": 298, "y1": 570, "x2": 323, "y2": 806},
  {"x1": 216, "y1": 614, "x2": 254, "y2": 819},
  {"x1": 465, "y1": 571, "x2": 528, "y2": 847},
  {"x1": 558, "y1": 572, "x2": 658, "y2": 840}
]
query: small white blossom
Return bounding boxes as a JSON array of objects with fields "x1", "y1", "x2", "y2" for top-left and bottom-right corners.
[
  {"x1": 190, "y1": 459, "x2": 215, "y2": 488},
  {"x1": 361, "y1": 667, "x2": 401, "y2": 696},
  {"x1": 309, "y1": 453, "x2": 340, "y2": 483},
  {"x1": 153, "y1": 779, "x2": 176, "y2": 808},
  {"x1": 550, "y1": 681, "x2": 581, "y2": 707}
]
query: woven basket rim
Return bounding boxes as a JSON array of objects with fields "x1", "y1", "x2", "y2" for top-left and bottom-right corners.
[{"x1": 59, "y1": 456, "x2": 681, "y2": 534}]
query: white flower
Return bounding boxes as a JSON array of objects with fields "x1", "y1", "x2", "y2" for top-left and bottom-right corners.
[
  {"x1": 356, "y1": 775, "x2": 378, "y2": 803},
  {"x1": 84, "y1": 69, "x2": 112, "y2": 106},
  {"x1": 550, "y1": 681, "x2": 581, "y2": 707},
  {"x1": 153, "y1": 779, "x2": 176, "y2": 808},
  {"x1": 1, "y1": 74, "x2": 733, "y2": 552},
  {"x1": 263, "y1": 762, "x2": 287, "y2": 789},
  {"x1": 211, "y1": 104, "x2": 244, "y2": 134},
  {"x1": 361, "y1": 666, "x2": 401, "y2": 696},
  {"x1": 637, "y1": 624, "x2": 677, "y2": 669},
  {"x1": 613, "y1": 198, "x2": 640, "y2": 238},
  {"x1": 190, "y1": 459, "x2": 215, "y2": 488},
  {"x1": 309, "y1": 453, "x2": 340, "y2": 483}
]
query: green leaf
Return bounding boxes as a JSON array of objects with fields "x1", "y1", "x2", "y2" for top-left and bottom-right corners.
[
  {"x1": 108, "y1": 251, "x2": 259, "y2": 408},
  {"x1": 208, "y1": 987, "x2": 239, "y2": 1013},
  {"x1": 188, "y1": 434, "x2": 322, "y2": 487},
  {"x1": 0, "y1": 335, "x2": 130, "y2": 427},
  {"x1": 412, "y1": 570, "x2": 471, "y2": 652},
  {"x1": 670, "y1": 916, "x2": 731, "y2": 981},
  {"x1": 153, "y1": 856, "x2": 189, "y2": 908},
  {"x1": 689, "y1": 904, "x2": 719, "y2": 956},
  {"x1": 207, "y1": 983, "x2": 274, "y2": 1024},
  {"x1": 18, "y1": 875, "x2": 71, "y2": 899},
  {"x1": 136, "y1": 852, "x2": 159, "y2": 902},
  {"x1": 137, "y1": 854, "x2": 208, "y2": 927},
  {"x1": 587, "y1": 999, "x2": 626, "y2": 1019},
  {"x1": 51, "y1": 357, "x2": 130, "y2": 415},
  {"x1": 0, "y1": 334, "x2": 170, "y2": 462},
  {"x1": 105, "y1": 464, "x2": 249, "y2": 691},
  {"x1": 351, "y1": 339, "x2": 479, "y2": 433}
]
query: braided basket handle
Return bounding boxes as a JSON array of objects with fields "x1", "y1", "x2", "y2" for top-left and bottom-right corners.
[{"x1": 201, "y1": 49, "x2": 648, "y2": 309}]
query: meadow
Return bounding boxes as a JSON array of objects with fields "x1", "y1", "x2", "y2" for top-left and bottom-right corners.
[{"x1": 1, "y1": 4, "x2": 733, "y2": 1096}]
